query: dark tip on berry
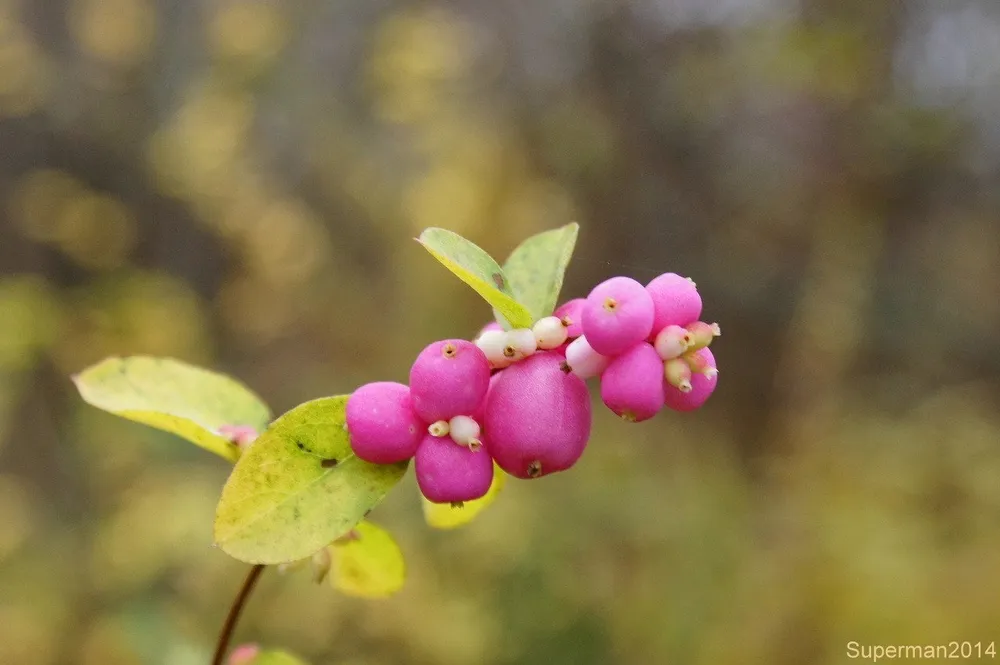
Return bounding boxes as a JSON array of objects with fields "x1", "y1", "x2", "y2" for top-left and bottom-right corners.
[
  {"x1": 442, "y1": 342, "x2": 458, "y2": 358},
  {"x1": 492, "y1": 272, "x2": 505, "y2": 289},
  {"x1": 619, "y1": 411, "x2": 637, "y2": 423},
  {"x1": 450, "y1": 501, "x2": 465, "y2": 509},
  {"x1": 559, "y1": 360, "x2": 572, "y2": 374},
  {"x1": 527, "y1": 460, "x2": 543, "y2": 478},
  {"x1": 321, "y1": 457, "x2": 339, "y2": 468},
  {"x1": 603, "y1": 297, "x2": 618, "y2": 312},
  {"x1": 560, "y1": 315, "x2": 573, "y2": 327},
  {"x1": 503, "y1": 345, "x2": 517, "y2": 358}
]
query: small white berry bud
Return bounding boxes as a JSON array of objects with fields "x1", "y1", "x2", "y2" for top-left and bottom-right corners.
[
  {"x1": 475, "y1": 329, "x2": 510, "y2": 368},
  {"x1": 664, "y1": 357, "x2": 693, "y2": 392},
  {"x1": 532, "y1": 316, "x2": 569, "y2": 350},
  {"x1": 504, "y1": 328, "x2": 538, "y2": 361},
  {"x1": 682, "y1": 350, "x2": 718, "y2": 378},
  {"x1": 684, "y1": 321, "x2": 721, "y2": 351},
  {"x1": 449, "y1": 415, "x2": 482, "y2": 450},
  {"x1": 428, "y1": 420, "x2": 450, "y2": 437},
  {"x1": 653, "y1": 325, "x2": 691, "y2": 360}
]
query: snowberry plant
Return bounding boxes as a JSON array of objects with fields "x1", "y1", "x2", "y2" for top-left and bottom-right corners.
[{"x1": 71, "y1": 224, "x2": 720, "y2": 665}]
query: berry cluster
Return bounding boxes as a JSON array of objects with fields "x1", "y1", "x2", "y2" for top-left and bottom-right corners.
[
  {"x1": 345, "y1": 272, "x2": 719, "y2": 504},
  {"x1": 566, "y1": 272, "x2": 720, "y2": 420}
]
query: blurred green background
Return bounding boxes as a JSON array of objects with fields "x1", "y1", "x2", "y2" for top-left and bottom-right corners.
[{"x1": 2, "y1": 0, "x2": 1000, "y2": 663}]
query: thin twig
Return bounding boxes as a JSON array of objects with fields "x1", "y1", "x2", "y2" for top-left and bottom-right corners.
[{"x1": 212, "y1": 564, "x2": 266, "y2": 665}]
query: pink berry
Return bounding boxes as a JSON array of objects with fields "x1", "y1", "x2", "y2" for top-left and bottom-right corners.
[
  {"x1": 346, "y1": 382, "x2": 424, "y2": 464},
  {"x1": 646, "y1": 272, "x2": 702, "y2": 333},
  {"x1": 410, "y1": 339, "x2": 491, "y2": 422},
  {"x1": 414, "y1": 433, "x2": 494, "y2": 503},
  {"x1": 600, "y1": 342, "x2": 665, "y2": 422},
  {"x1": 484, "y1": 352, "x2": 592, "y2": 479},
  {"x1": 582, "y1": 277, "x2": 655, "y2": 356},
  {"x1": 471, "y1": 370, "x2": 504, "y2": 425},
  {"x1": 663, "y1": 348, "x2": 717, "y2": 411},
  {"x1": 228, "y1": 644, "x2": 260, "y2": 665},
  {"x1": 554, "y1": 298, "x2": 586, "y2": 338},
  {"x1": 564, "y1": 335, "x2": 611, "y2": 379}
]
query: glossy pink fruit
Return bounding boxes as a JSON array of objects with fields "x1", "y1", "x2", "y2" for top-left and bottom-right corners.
[
  {"x1": 414, "y1": 433, "x2": 494, "y2": 503},
  {"x1": 582, "y1": 276, "x2": 655, "y2": 356},
  {"x1": 662, "y1": 348, "x2": 717, "y2": 411},
  {"x1": 600, "y1": 342, "x2": 665, "y2": 422},
  {"x1": 471, "y1": 371, "x2": 503, "y2": 423},
  {"x1": 646, "y1": 272, "x2": 702, "y2": 333},
  {"x1": 484, "y1": 352, "x2": 592, "y2": 479},
  {"x1": 554, "y1": 298, "x2": 586, "y2": 338},
  {"x1": 346, "y1": 382, "x2": 424, "y2": 463},
  {"x1": 410, "y1": 339, "x2": 491, "y2": 422}
]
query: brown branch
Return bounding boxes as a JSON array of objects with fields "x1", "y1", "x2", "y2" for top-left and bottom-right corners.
[{"x1": 211, "y1": 564, "x2": 266, "y2": 665}]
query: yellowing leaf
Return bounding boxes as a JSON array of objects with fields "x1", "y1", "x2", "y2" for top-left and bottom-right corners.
[
  {"x1": 417, "y1": 228, "x2": 533, "y2": 329},
  {"x1": 214, "y1": 396, "x2": 408, "y2": 564},
  {"x1": 72, "y1": 356, "x2": 271, "y2": 462},
  {"x1": 422, "y1": 462, "x2": 505, "y2": 529},
  {"x1": 329, "y1": 520, "x2": 405, "y2": 598}
]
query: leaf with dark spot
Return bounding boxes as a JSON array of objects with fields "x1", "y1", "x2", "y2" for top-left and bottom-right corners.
[{"x1": 215, "y1": 396, "x2": 408, "y2": 564}]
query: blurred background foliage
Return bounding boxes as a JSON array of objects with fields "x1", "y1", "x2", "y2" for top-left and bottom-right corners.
[{"x1": 1, "y1": 0, "x2": 999, "y2": 663}]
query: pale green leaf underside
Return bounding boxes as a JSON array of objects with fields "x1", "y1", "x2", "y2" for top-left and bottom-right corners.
[
  {"x1": 72, "y1": 356, "x2": 272, "y2": 463},
  {"x1": 417, "y1": 228, "x2": 533, "y2": 330},
  {"x1": 329, "y1": 520, "x2": 405, "y2": 597},
  {"x1": 422, "y1": 462, "x2": 506, "y2": 529},
  {"x1": 248, "y1": 650, "x2": 310, "y2": 665},
  {"x1": 498, "y1": 222, "x2": 579, "y2": 323},
  {"x1": 214, "y1": 396, "x2": 408, "y2": 564}
]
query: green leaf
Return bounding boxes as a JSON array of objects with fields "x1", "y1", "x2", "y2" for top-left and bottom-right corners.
[
  {"x1": 498, "y1": 223, "x2": 579, "y2": 323},
  {"x1": 416, "y1": 228, "x2": 533, "y2": 329},
  {"x1": 422, "y1": 462, "x2": 505, "y2": 529},
  {"x1": 72, "y1": 356, "x2": 271, "y2": 463},
  {"x1": 328, "y1": 520, "x2": 405, "y2": 597},
  {"x1": 247, "y1": 650, "x2": 309, "y2": 665},
  {"x1": 214, "y1": 396, "x2": 408, "y2": 564}
]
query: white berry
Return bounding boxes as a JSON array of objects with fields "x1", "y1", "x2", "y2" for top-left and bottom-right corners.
[
  {"x1": 532, "y1": 316, "x2": 569, "y2": 350},
  {"x1": 448, "y1": 415, "x2": 482, "y2": 450},
  {"x1": 653, "y1": 324, "x2": 690, "y2": 360},
  {"x1": 475, "y1": 329, "x2": 510, "y2": 368},
  {"x1": 504, "y1": 328, "x2": 538, "y2": 361},
  {"x1": 565, "y1": 335, "x2": 611, "y2": 379}
]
